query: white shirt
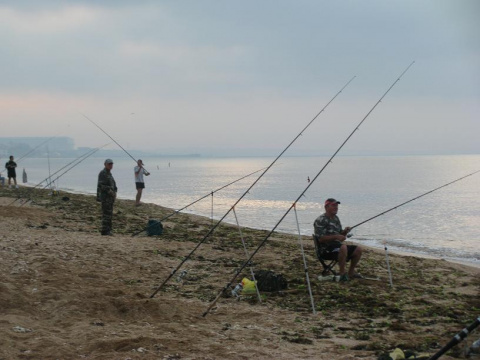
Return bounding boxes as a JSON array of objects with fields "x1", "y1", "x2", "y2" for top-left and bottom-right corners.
[{"x1": 134, "y1": 166, "x2": 148, "y2": 183}]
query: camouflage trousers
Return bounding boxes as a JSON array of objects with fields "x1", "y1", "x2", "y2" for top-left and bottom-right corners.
[{"x1": 101, "y1": 197, "x2": 115, "y2": 233}]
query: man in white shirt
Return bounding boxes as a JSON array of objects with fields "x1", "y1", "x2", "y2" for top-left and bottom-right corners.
[{"x1": 134, "y1": 159, "x2": 150, "y2": 206}]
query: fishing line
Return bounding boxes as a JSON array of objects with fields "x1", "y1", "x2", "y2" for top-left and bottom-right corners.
[
  {"x1": 3, "y1": 133, "x2": 61, "y2": 178},
  {"x1": 8, "y1": 146, "x2": 103, "y2": 206},
  {"x1": 131, "y1": 165, "x2": 272, "y2": 237},
  {"x1": 202, "y1": 62, "x2": 415, "y2": 317},
  {"x1": 149, "y1": 76, "x2": 356, "y2": 298},
  {"x1": 14, "y1": 145, "x2": 108, "y2": 207},
  {"x1": 81, "y1": 113, "x2": 149, "y2": 172},
  {"x1": 348, "y1": 169, "x2": 480, "y2": 232},
  {"x1": 41, "y1": 145, "x2": 109, "y2": 191},
  {"x1": 39, "y1": 145, "x2": 106, "y2": 192},
  {"x1": 15, "y1": 133, "x2": 61, "y2": 163}
]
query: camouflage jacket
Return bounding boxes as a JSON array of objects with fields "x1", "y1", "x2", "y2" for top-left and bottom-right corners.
[
  {"x1": 313, "y1": 213, "x2": 343, "y2": 238},
  {"x1": 97, "y1": 168, "x2": 117, "y2": 202}
]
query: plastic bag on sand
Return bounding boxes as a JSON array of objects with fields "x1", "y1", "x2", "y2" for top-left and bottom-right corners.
[{"x1": 240, "y1": 278, "x2": 257, "y2": 295}]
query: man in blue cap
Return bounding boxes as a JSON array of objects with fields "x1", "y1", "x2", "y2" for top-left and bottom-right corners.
[
  {"x1": 97, "y1": 159, "x2": 117, "y2": 236},
  {"x1": 313, "y1": 198, "x2": 363, "y2": 281}
]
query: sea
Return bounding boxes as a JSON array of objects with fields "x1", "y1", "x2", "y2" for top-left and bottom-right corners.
[{"x1": 16, "y1": 154, "x2": 480, "y2": 266}]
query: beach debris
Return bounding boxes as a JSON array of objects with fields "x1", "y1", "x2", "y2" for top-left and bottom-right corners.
[
  {"x1": 176, "y1": 270, "x2": 187, "y2": 282},
  {"x1": 231, "y1": 281, "x2": 243, "y2": 298},
  {"x1": 163, "y1": 354, "x2": 181, "y2": 360},
  {"x1": 377, "y1": 348, "x2": 430, "y2": 359},
  {"x1": 12, "y1": 326, "x2": 33, "y2": 333},
  {"x1": 469, "y1": 339, "x2": 480, "y2": 354}
]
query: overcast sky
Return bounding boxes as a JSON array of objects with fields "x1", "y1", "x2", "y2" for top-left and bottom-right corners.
[{"x1": 1, "y1": 0, "x2": 478, "y2": 156}]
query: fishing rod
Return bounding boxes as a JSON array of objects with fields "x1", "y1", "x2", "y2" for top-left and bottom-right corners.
[
  {"x1": 428, "y1": 316, "x2": 480, "y2": 360},
  {"x1": 7, "y1": 146, "x2": 104, "y2": 206},
  {"x1": 149, "y1": 76, "x2": 356, "y2": 298},
  {"x1": 202, "y1": 61, "x2": 415, "y2": 317},
  {"x1": 47, "y1": 146, "x2": 53, "y2": 190},
  {"x1": 3, "y1": 134, "x2": 60, "y2": 177},
  {"x1": 15, "y1": 134, "x2": 60, "y2": 163},
  {"x1": 15, "y1": 145, "x2": 108, "y2": 207},
  {"x1": 81, "y1": 113, "x2": 148, "y2": 172},
  {"x1": 348, "y1": 169, "x2": 480, "y2": 232},
  {"x1": 131, "y1": 165, "x2": 271, "y2": 237},
  {"x1": 20, "y1": 145, "x2": 104, "y2": 207},
  {"x1": 41, "y1": 144, "x2": 109, "y2": 191}
]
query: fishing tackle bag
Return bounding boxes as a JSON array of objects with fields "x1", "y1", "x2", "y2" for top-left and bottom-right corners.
[
  {"x1": 254, "y1": 269, "x2": 287, "y2": 292},
  {"x1": 146, "y1": 219, "x2": 163, "y2": 236}
]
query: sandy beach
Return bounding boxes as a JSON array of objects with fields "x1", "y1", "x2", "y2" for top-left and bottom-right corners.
[{"x1": 1, "y1": 186, "x2": 479, "y2": 360}]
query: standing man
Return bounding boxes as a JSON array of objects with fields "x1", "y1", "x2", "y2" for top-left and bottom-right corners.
[
  {"x1": 313, "y1": 198, "x2": 362, "y2": 282},
  {"x1": 134, "y1": 159, "x2": 150, "y2": 206},
  {"x1": 5, "y1": 155, "x2": 18, "y2": 189},
  {"x1": 97, "y1": 159, "x2": 117, "y2": 236}
]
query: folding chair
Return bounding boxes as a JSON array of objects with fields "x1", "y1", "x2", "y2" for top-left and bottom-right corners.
[{"x1": 312, "y1": 234, "x2": 338, "y2": 276}]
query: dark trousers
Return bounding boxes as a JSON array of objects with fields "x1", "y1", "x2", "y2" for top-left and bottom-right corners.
[{"x1": 101, "y1": 197, "x2": 114, "y2": 233}]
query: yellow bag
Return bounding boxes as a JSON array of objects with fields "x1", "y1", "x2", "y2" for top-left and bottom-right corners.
[
  {"x1": 389, "y1": 348, "x2": 405, "y2": 360},
  {"x1": 240, "y1": 278, "x2": 257, "y2": 295}
]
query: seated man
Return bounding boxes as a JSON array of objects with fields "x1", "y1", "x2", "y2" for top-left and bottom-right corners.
[{"x1": 313, "y1": 198, "x2": 362, "y2": 281}]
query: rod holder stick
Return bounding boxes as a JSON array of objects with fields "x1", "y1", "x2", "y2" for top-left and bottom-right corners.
[
  {"x1": 293, "y1": 204, "x2": 316, "y2": 315},
  {"x1": 232, "y1": 207, "x2": 262, "y2": 303},
  {"x1": 383, "y1": 240, "x2": 393, "y2": 288},
  {"x1": 211, "y1": 191, "x2": 214, "y2": 226}
]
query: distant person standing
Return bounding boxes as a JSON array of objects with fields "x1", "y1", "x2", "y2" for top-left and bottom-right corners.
[
  {"x1": 134, "y1": 159, "x2": 150, "y2": 206},
  {"x1": 97, "y1": 159, "x2": 117, "y2": 236},
  {"x1": 5, "y1": 155, "x2": 18, "y2": 189}
]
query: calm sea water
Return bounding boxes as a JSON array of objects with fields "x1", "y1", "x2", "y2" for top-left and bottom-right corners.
[{"x1": 17, "y1": 155, "x2": 480, "y2": 265}]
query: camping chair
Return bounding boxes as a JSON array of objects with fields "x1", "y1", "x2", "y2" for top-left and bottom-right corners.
[{"x1": 312, "y1": 234, "x2": 338, "y2": 276}]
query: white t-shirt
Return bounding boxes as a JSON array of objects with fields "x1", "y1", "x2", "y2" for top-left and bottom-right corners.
[{"x1": 134, "y1": 166, "x2": 148, "y2": 183}]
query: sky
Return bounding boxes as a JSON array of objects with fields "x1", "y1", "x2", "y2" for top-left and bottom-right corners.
[{"x1": 1, "y1": 0, "x2": 479, "y2": 156}]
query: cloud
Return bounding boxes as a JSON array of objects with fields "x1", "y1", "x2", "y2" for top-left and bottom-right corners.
[{"x1": 0, "y1": 5, "x2": 98, "y2": 34}]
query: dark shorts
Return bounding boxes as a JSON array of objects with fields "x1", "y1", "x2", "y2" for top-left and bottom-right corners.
[
  {"x1": 136, "y1": 182, "x2": 145, "y2": 189},
  {"x1": 323, "y1": 240, "x2": 357, "y2": 261}
]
